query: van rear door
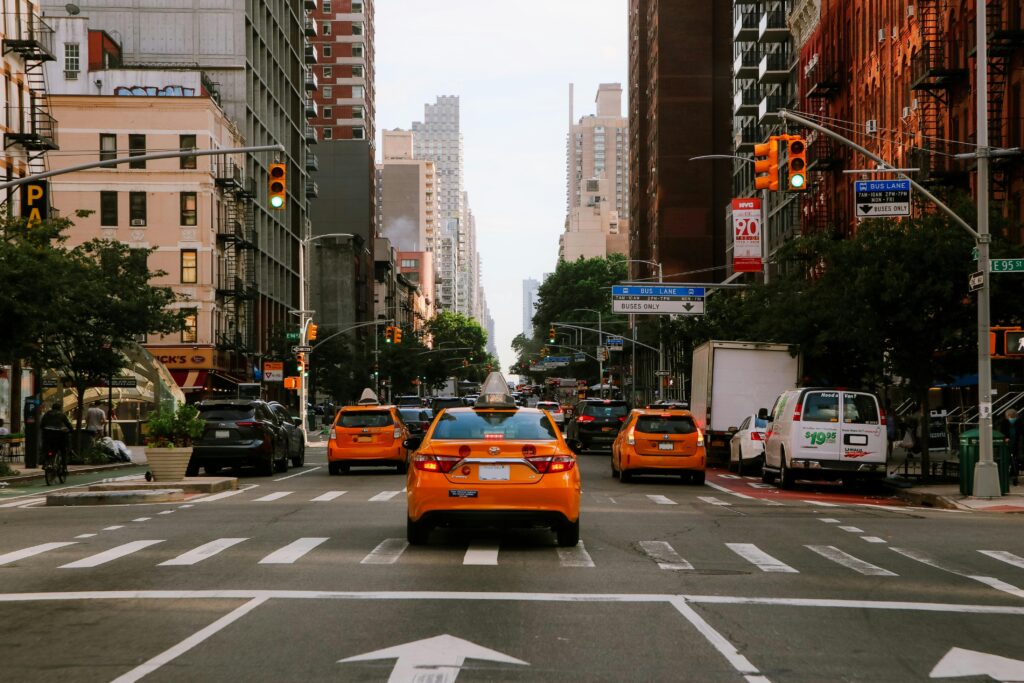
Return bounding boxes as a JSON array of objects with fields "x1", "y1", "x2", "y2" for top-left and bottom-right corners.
[
  {"x1": 839, "y1": 392, "x2": 885, "y2": 464},
  {"x1": 795, "y1": 390, "x2": 842, "y2": 463}
]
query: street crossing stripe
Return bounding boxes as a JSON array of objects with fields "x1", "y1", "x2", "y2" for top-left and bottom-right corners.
[
  {"x1": 369, "y1": 491, "x2": 402, "y2": 502},
  {"x1": 726, "y1": 543, "x2": 798, "y2": 573},
  {"x1": 557, "y1": 541, "x2": 595, "y2": 568},
  {"x1": 0, "y1": 497, "x2": 46, "y2": 508},
  {"x1": 978, "y1": 550, "x2": 1024, "y2": 571},
  {"x1": 647, "y1": 494, "x2": 677, "y2": 505},
  {"x1": 132, "y1": 517, "x2": 151, "y2": 522},
  {"x1": 102, "y1": 526, "x2": 124, "y2": 531},
  {"x1": 818, "y1": 518, "x2": 840, "y2": 523},
  {"x1": 639, "y1": 541, "x2": 693, "y2": 571},
  {"x1": 698, "y1": 496, "x2": 732, "y2": 507},
  {"x1": 861, "y1": 536, "x2": 888, "y2": 544},
  {"x1": 805, "y1": 545, "x2": 896, "y2": 576},
  {"x1": 60, "y1": 540, "x2": 163, "y2": 569},
  {"x1": 311, "y1": 491, "x2": 347, "y2": 502},
  {"x1": 705, "y1": 481, "x2": 755, "y2": 499},
  {"x1": 192, "y1": 489, "x2": 249, "y2": 503},
  {"x1": 159, "y1": 538, "x2": 248, "y2": 566},
  {"x1": 464, "y1": 543, "x2": 499, "y2": 565},
  {"x1": 258, "y1": 537, "x2": 328, "y2": 564},
  {"x1": 75, "y1": 534, "x2": 96, "y2": 539},
  {"x1": 158, "y1": 511, "x2": 175, "y2": 515},
  {"x1": 254, "y1": 492, "x2": 293, "y2": 502},
  {"x1": 360, "y1": 539, "x2": 409, "y2": 565},
  {"x1": 0, "y1": 542, "x2": 77, "y2": 566},
  {"x1": 892, "y1": 547, "x2": 1024, "y2": 600},
  {"x1": 803, "y1": 500, "x2": 840, "y2": 507},
  {"x1": 838, "y1": 526, "x2": 864, "y2": 533}
]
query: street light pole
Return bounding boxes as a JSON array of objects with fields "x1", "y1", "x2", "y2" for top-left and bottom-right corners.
[
  {"x1": 572, "y1": 308, "x2": 603, "y2": 398},
  {"x1": 624, "y1": 258, "x2": 665, "y2": 400}
]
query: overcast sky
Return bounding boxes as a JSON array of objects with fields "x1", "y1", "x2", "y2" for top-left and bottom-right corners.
[{"x1": 375, "y1": 1, "x2": 629, "y2": 371}]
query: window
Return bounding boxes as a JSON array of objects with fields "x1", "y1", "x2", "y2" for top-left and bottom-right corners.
[
  {"x1": 323, "y1": 127, "x2": 333, "y2": 140},
  {"x1": 323, "y1": 106, "x2": 332, "y2": 119},
  {"x1": 322, "y1": 45, "x2": 332, "y2": 57},
  {"x1": 802, "y1": 391, "x2": 840, "y2": 423},
  {"x1": 100, "y1": 191, "x2": 118, "y2": 226},
  {"x1": 64, "y1": 43, "x2": 80, "y2": 77},
  {"x1": 352, "y1": 22, "x2": 363, "y2": 35},
  {"x1": 352, "y1": 126, "x2": 365, "y2": 139},
  {"x1": 128, "y1": 134, "x2": 146, "y2": 169},
  {"x1": 129, "y1": 192, "x2": 147, "y2": 225},
  {"x1": 400, "y1": 259, "x2": 418, "y2": 268},
  {"x1": 340, "y1": 410, "x2": 393, "y2": 428},
  {"x1": 99, "y1": 134, "x2": 116, "y2": 162},
  {"x1": 431, "y1": 411, "x2": 557, "y2": 441},
  {"x1": 179, "y1": 134, "x2": 197, "y2": 169},
  {"x1": 842, "y1": 393, "x2": 879, "y2": 425},
  {"x1": 180, "y1": 249, "x2": 198, "y2": 283},
  {"x1": 351, "y1": 1, "x2": 361, "y2": 11},
  {"x1": 322, "y1": 0, "x2": 331, "y2": 10},
  {"x1": 322, "y1": 22, "x2": 331, "y2": 35},
  {"x1": 351, "y1": 43, "x2": 363, "y2": 58},
  {"x1": 180, "y1": 192, "x2": 197, "y2": 226},
  {"x1": 323, "y1": 66, "x2": 333, "y2": 78},
  {"x1": 352, "y1": 105, "x2": 364, "y2": 119},
  {"x1": 322, "y1": 86, "x2": 333, "y2": 99},
  {"x1": 181, "y1": 308, "x2": 198, "y2": 343},
  {"x1": 351, "y1": 64, "x2": 363, "y2": 77},
  {"x1": 352, "y1": 85, "x2": 364, "y2": 99}
]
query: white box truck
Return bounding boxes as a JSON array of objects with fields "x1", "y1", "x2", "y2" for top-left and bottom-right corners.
[{"x1": 690, "y1": 340, "x2": 802, "y2": 461}]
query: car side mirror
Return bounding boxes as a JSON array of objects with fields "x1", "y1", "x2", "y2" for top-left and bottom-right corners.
[
  {"x1": 757, "y1": 408, "x2": 770, "y2": 420},
  {"x1": 403, "y1": 436, "x2": 422, "y2": 452},
  {"x1": 566, "y1": 439, "x2": 583, "y2": 455},
  {"x1": 727, "y1": 426, "x2": 738, "y2": 434}
]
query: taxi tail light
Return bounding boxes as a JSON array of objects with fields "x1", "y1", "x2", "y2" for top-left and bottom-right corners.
[
  {"x1": 627, "y1": 429, "x2": 636, "y2": 446},
  {"x1": 413, "y1": 453, "x2": 460, "y2": 473},
  {"x1": 393, "y1": 427, "x2": 403, "y2": 439},
  {"x1": 576, "y1": 415, "x2": 595, "y2": 423},
  {"x1": 696, "y1": 428, "x2": 705, "y2": 448},
  {"x1": 526, "y1": 455, "x2": 576, "y2": 474}
]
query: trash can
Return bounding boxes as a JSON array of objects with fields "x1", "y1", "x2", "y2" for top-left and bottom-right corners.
[{"x1": 958, "y1": 428, "x2": 1010, "y2": 496}]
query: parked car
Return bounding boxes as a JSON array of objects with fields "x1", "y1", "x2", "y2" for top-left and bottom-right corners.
[
  {"x1": 399, "y1": 407, "x2": 434, "y2": 435},
  {"x1": 535, "y1": 401, "x2": 565, "y2": 427},
  {"x1": 395, "y1": 395, "x2": 423, "y2": 407},
  {"x1": 565, "y1": 399, "x2": 630, "y2": 451},
  {"x1": 189, "y1": 399, "x2": 290, "y2": 476},
  {"x1": 728, "y1": 409, "x2": 769, "y2": 475},
  {"x1": 612, "y1": 408, "x2": 706, "y2": 484},
  {"x1": 268, "y1": 401, "x2": 306, "y2": 468}
]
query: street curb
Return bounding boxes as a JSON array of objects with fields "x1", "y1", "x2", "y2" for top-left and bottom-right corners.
[
  {"x1": 0, "y1": 462, "x2": 140, "y2": 487},
  {"x1": 46, "y1": 489, "x2": 185, "y2": 506},
  {"x1": 886, "y1": 487, "x2": 964, "y2": 511}
]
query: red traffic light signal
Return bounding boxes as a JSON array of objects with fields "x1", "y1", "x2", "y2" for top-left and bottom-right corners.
[
  {"x1": 268, "y1": 162, "x2": 286, "y2": 209},
  {"x1": 754, "y1": 140, "x2": 780, "y2": 192},
  {"x1": 787, "y1": 137, "x2": 808, "y2": 191}
]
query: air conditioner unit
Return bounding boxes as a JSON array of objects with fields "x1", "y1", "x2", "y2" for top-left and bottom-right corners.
[
  {"x1": 866, "y1": 119, "x2": 878, "y2": 134},
  {"x1": 907, "y1": 5, "x2": 915, "y2": 17},
  {"x1": 64, "y1": 70, "x2": 79, "y2": 80},
  {"x1": 902, "y1": 106, "x2": 912, "y2": 118},
  {"x1": 130, "y1": 219, "x2": 146, "y2": 226},
  {"x1": 878, "y1": 28, "x2": 886, "y2": 42},
  {"x1": 911, "y1": 98, "x2": 919, "y2": 110}
]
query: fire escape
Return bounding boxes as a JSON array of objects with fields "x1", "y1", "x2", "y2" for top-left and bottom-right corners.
[
  {"x1": 803, "y1": 54, "x2": 843, "y2": 235},
  {"x1": 910, "y1": 0, "x2": 968, "y2": 188},
  {"x1": 3, "y1": 12, "x2": 57, "y2": 179},
  {"x1": 983, "y1": 0, "x2": 1024, "y2": 203},
  {"x1": 214, "y1": 159, "x2": 257, "y2": 356}
]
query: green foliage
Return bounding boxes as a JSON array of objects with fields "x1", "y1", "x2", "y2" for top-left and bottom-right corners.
[
  {"x1": 424, "y1": 312, "x2": 495, "y2": 384},
  {"x1": 146, "y1": 403, "x2": 205, "y2": 448}
]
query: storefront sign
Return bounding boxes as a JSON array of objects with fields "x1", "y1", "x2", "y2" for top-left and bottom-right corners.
[
  {"x1": 263, "y1": 361, "x2": 284, "y2": 382},
  {"x1": 146, "y1": 346, "x2": 216, "y2": 370}
]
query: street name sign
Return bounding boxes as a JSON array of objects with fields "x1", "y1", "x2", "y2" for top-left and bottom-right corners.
[
  {"x1": 654, "y1": 370, "x2": 671, "y2": 377},
  {"x1": 990, "y1": 258, "x2": 1024, "y2": 273},
  {"x1": 854, "y1": 179, "x2": 911, "y2": 218},
  {"x1": 545, "y1": 356, "x2": 570, "y2": 368},
  {"x1": 292, "y1": 345, "x2": 312, "y2": 353},
  {"x1": 573, "y1": 353, "x2": 587, "y2": 363},
  {"x1": 606, "y1": 336, "x2": 624, "y2": 350},
  {"x1": 969, "y1": 271, "x2": 984, "y2": 292},
  {"x1": 612, "y1": 284, "x2": 705, "y2": 316}
]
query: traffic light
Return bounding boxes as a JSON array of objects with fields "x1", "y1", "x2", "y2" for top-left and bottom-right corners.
[
  {"x1": 283, "y1": 376, "x2": 301, "y2": 390},
  {"x1": 548, "y1": 326, "x2": 556, "y2": 343},
  {"x1": 754, "y1": 139, "x2": 780, "y2": 192},
  {"x1": 540, "y1": 347, "x2": 548, "y2": 358},
  {"x1": 296, "y1": 352, "x2": 306, "y2": 375},
  {"x1": 384, "y1": 326, "x2": 394, "y2": 343},
  {"x1": 786, "y1": 136, "x2": 808, "y2": 191},
  {"x1": 268, "y1": 162, "x2": 286, "y2": 209},
  {"x1": 393, "y1": 328, "x2": 403, "y2": 344},
  {"x1": 307, "y1": 323, "x2": 318, "y2": 341},
  {"x1": 1007, "y1": 331, "x2": 1024, "y2": 356}
]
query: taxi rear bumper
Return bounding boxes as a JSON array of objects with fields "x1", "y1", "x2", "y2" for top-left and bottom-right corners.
[
  {"x1": 408, "y1": 473, "x2": 580, "y2": 524},
  {"x1": 328, "y1": 443, "x2": 404, "y2": 462},
  {"x1": 622, "y1": 448, "x2": 705, "y2": 474}
]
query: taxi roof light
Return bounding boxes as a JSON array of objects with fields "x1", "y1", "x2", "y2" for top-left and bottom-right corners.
[
  {"x1": 475, "y1": 371, "x2": 517, "y2": 408},
  {"x1": 357, "y1": 388, "x2": 381, "y2": 405}
]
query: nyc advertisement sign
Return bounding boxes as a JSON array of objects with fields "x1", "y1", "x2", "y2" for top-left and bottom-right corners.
[{"x1": 731, "y1": 198, "x2": 762, "y2": 273}]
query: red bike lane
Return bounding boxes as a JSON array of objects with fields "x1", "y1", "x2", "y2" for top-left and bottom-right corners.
[{"x1": 704, "y1": 467, "x2": 909, "y2": 507}]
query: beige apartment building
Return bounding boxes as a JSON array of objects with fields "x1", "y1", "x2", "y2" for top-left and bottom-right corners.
[
  {"x1": 560, "y1": 176, "x2": 628, "y2": 261},
  {"x1": 567, "y1": 83, "x2": 629, "y2": 218},
  {"x1": 376, "y1": 129, "x2": 438, "y2": 253}
]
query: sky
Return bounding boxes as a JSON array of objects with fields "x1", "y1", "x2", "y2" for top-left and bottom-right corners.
[{"x1": 375, "y1": 1, "x2": 629, "y2": 372}]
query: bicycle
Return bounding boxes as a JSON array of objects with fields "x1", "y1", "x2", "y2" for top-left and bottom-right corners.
[{"x1": 41, "y1": 430, "x2": 69, "y2": 486}]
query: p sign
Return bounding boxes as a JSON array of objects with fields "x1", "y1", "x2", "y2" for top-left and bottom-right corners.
[{"x1": 20, "y1": 181, "x2": 49, "y2": 223}]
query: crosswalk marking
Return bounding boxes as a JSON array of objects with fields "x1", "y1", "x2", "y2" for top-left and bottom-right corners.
[
  {"x1": 60, "y1": 540, "x2": 163, "y2": 569},
  {"x1": 0, "y1": 542, "x2": 77, "y2": 566},
  {"x1": 311, "y1": 491, "x2": 347, "y2": 502},
  {"x1": 647, "y1": 494, "x2": 677, "y2": 505},
  {"x1": 838, "y1": 526, "x2": 864, "y2": 533},
  {"x1": 258, "y1": 537, "x2": 328, "y2": 565},
  {"x1": 158, "y1": 511, "x2": 175, "y2": 515},
  {"x1": 818, "y1": 518, "x2": 840, "y2": 524},
  {"x1": 639, "y1": 541, "x2": 693, "y2": 571},
  {"x1": 698, "y1": 496, "x2": 732, "y2": 507},
  {"x1": 746, "y1": 482, "x2": 774, "y2": 489},
  {"x1": 705, "y1": 482, "x2": 755, "y2": 499},
  {"x1": 979, "y1": 550, "x2": 1024, "y2": 571},
  {"x1": 861, "y1": 536, "x2": 888, "y2": 544},
  {"x1": 464, "y1": 543, "x2": 499, "y2": 565},
  {"x1": 103, "y1": 526, "x2": 124, "y2": 531},
  {"x1": 253, "y1": 492, "x2": 292, "y2": 502},
  {"x1": 159, "y1": 538, "x2": 248, "y2": 566},
  {"x1": 193, "y1": 489, "x2": 250, "y2": 503},
  {"x1": 726, "y1": 543, "x2": 798, "y2": 573},
  {"x1": 132, "y1": 517, "x2": 151, "y2": 522},
  {"x1": 557, "y1": 541, "x2": 595, "y2": 568},
  {"x1": 361, "y1": 539, "x2": 409, "y2": 565},
  {"x1": 369, "y1": 491, "x2": 402, "y2": 502},
  {"x1": 75, "y1": 534, "x2": 96, "y2": 539},
  {"x1": 806, "y1": 545, "x2": 896, "y2": 576},
  {"x1": 803, "y1": 500, "x2": 840, "y2": 507}
]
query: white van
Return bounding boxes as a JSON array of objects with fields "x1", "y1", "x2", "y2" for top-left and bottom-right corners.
[{"x1": 762, "y1": 388, "x2": 886, "y2": 488}]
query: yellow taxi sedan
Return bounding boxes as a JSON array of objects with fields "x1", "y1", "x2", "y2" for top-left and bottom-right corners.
[
  {"x1": 611, "y1": 408, "x2": 706, "y2": 484},
  {"x1": 405, "y1": 374, "x2": 582, "y2": 546},
  {"x1": 328, "y1": 403, "x2": 410, "y2": 475}
]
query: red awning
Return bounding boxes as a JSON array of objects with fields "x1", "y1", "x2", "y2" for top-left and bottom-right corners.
[{"x1": 170, "y1": 369, "x2": 208, "y2": 391}]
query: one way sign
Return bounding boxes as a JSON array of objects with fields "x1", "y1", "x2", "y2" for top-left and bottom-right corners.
[{"x1": 855, "y1": 179, "x2": 911, "y2": 218}]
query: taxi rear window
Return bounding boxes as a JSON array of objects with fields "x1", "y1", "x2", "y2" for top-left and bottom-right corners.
[
  {"x1": 338, "y1": 411, "x2": 393, "y2": 428},
  {"x1": 635, "y1": 415, "x2": 697, "y2": 435},
  {"x1": 581, "y1": 403, "x2": 629, "y2": 418},
  {"x1": 431, "y1": 411, "x2": 557, "y2": 440}
]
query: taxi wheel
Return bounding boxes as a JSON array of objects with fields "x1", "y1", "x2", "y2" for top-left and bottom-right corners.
[
  {"x1": 556, "y1": 518, "x2": 580, "y2": 547},
  {"x1": 610, "y1": 455, "x2": 620, "y2": 478},
  {"x1": 328, "y1": 462, "x2": 340, "y2": 475},
  {"x1": 407, "y1": 516, "x2": 431, "y2": 545},
  {"x1": 619, "y1": 469, "x2": 632, "y2": 483},
  {"x1": 691, "y1": 471, "x2": 706, "y2": 486},
  {"x1": 396, "y1": 460, "x2": 408, "y2": 474}
]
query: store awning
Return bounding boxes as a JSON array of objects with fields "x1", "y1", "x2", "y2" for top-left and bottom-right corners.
[{"x1": 170, "y1": 369, "x2": 208, "y2": 391}]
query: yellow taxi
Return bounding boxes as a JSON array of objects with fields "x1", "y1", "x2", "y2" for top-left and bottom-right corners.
[
  {"x1": 328, "y1": 390, "x2": 410, "y2": 475},
  {"x1": 405, "y1": 373, "x2": 582, "y2": 546},
  {"x1": 611, "y1": 408, "x2": 706, "y2": 484}
]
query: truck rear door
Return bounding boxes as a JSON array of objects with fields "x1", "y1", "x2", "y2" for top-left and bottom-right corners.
[
  {"x1": 839, "y1": 392, "x2": 885, "y2": 464},
  {"x1": 795, "y1": 390, "x2": 842, "y2": 463}
]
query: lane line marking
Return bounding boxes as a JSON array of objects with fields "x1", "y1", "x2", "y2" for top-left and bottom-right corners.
[
  {"x1": 158, "y1": 510, "x2": 175, "y2": 515},
  {"x1": 369, "y1": 491, "x2": 402, "y2": 502},
  {"x1": 647, "y1": 494, "x2": 677, "y2": 505},
  {"x1": 464, "y1": 543, "x2": 499, "y2": 566},
  {"x1": 726, "y1": 543, "x2": 798, "y2": 573},
  {"x1": 705, "y1": 481, "x2": 755, "y2": 500},
  {"x1": 273, "y1": 466, "x2": 322, "y2": 482},
  {"x1": 178, "y1": 504, "x2": 194, "y2": 509},
  {"x1": 253, "y1": 492, "x2": 292, "y2": 502},
  {"x1": 159, "y1": 538, "x2": 249, "y2": 567},
  {"x1": 806, "y1": 545, "x2": 896, "y2": 576},
  {"x1": 557, "y1": 541, "x2": 595, "y2": 568},
  {"x1": 74, "y1": 534, "x2": 96, "y2": 539},
  {"x1": 132, "y1": 517, "x2": 151, "y2": 522},
  {"x1": 639, "y1": 541, "x2": 693, "y2": 571},
  {"x1": 818, "y1": 518, "x2": 840, "y2": 524},
  {"x1": 60, "y1": 540, "x2": 163, "y2": 569},
  {"x1": 803, "y1": 500, "x2": 840, "y2": 507},
  {"x1": 311, "y1": 491, "x2": 347, "y2": 502},
  {"x1": 361, "y1": 539, "x2": 409, "y2": 565},
  {"x1": 110, "y1": 596, "x2": 268, "y2": 683},
  {"x1": 258, "y1": 537, "x2": 328, "y2": 565},
  {"x1": 102, "y1": 526, "x2": 124, "y2": 531},
  {"x1": 862, "y1": 536, "x2": 888, "y2": 544},
  {"x1": 668, "y1": 597, "x2": 764, "y2": 679},
  {"x1": 979, "y1": 550, "x2": 1024, "y2": 571},
  {"x1": 698, "y1": 496, "x2": 732, "y2": 507},
  {"x1": 838, "y1": 526, "x2": 864, "y2": 533},
  {"x1": 0, "y1": 542, "x2": 78, "y2": 566}
]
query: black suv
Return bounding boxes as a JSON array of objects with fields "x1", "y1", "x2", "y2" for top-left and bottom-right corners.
[
  {"x1": 268, "y1": 401, "x2": 306, "y2": 468},
  {"x1": 189, "y1": 400, "x2": 290, "y2": 476},
  {"x1": 565, "y1": 399, "x2": 630, "y2": 451}
]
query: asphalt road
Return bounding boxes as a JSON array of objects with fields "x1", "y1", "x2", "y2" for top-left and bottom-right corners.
[{"x1": 1, "y1": 446, "x2": 1022, "y2": 682}]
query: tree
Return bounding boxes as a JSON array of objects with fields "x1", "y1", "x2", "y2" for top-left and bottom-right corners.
[{"x1": 424, "y1": 311, "x2": 494, "y2": 385}]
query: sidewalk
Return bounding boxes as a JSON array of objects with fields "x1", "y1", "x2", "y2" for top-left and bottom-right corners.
[
  {"x1": 884, "y1": 445, "x2": 1024, "y2": 513},
  {"x1": 0, "y1": 461, "x2": 141, "y2": 487}
]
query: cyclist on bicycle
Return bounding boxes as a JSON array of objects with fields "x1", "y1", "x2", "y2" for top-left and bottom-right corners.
[{"x1": 40, "y1": 402, "x2": 73, "y2": 464}]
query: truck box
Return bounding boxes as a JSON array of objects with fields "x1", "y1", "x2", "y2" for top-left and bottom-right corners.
[{"x1": 690, "y1": 340, "x2": 801, "y2": 460}]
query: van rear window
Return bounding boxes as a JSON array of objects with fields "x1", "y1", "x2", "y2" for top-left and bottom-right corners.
[
  {"x1": 338, "y1": 411, "x2": 393, "y2": 428},
  {"x1": 635, "y1": 415, "x2": 697, "y2": 434},
  {"x1": 802, "y1": 392, "x2": 840, "y2": 422},
  {"x1": 842, "y1": 393, "x2": 879, "y2": 424}
]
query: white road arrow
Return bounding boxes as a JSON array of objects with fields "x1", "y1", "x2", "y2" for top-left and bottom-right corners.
[
  {"x1": 930, "y1": 647, "x2": 1024, "y2": 682},
  {"x1": 338, "y1": 633, "x2": 529, "y2": 682}
]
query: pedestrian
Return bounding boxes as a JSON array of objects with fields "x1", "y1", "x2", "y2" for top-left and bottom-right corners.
[
  {"x1": 85, "y1": 403, "x2": 107, "y2": 442},
  {"x1": 997, "y1": 408, "x2": 1023, "y2": 486},
  {"x1": 0, "y1": 418, "x2": 9, "y2": 436},
  {"x1": 885, "y1": 401, "x2": 898, "y2": 458}
]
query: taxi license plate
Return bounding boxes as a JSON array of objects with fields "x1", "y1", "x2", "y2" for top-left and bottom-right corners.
[
  {"x1": 479, "y1": 465, "x2": 510, "y2": 481},
  {"x1": 215, "y1": 430, "x2": 230, "y2": 439},
  {"x1": 356, "y1": 436, "x2": 372, "y2": 443},
  {"x1": 601, "y1": 427, "x2": 613, "y2": 432},
  {"x1": 658, "y1": 442, "x2": 674, "y2": 451}
]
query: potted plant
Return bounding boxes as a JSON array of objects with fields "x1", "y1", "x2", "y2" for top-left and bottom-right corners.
[{"x1": 144, "y1": 403, "x2": 205, "y2": 481}]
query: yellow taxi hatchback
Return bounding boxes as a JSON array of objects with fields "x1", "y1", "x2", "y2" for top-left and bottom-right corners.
[
  {"x1": 328, "y1": 404, "x2": 410, "y2": 475},
  {"x1": 612, "y1": 409, "x2": 706, "y2": 484},
  {"x1": 405, "y1": 373, "x2": 582, "y2": 547}
]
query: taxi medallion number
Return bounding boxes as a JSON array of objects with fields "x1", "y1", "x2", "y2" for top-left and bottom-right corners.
[{"x1": 479, "y1": 465, "x2": 510, "y2": 481}]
